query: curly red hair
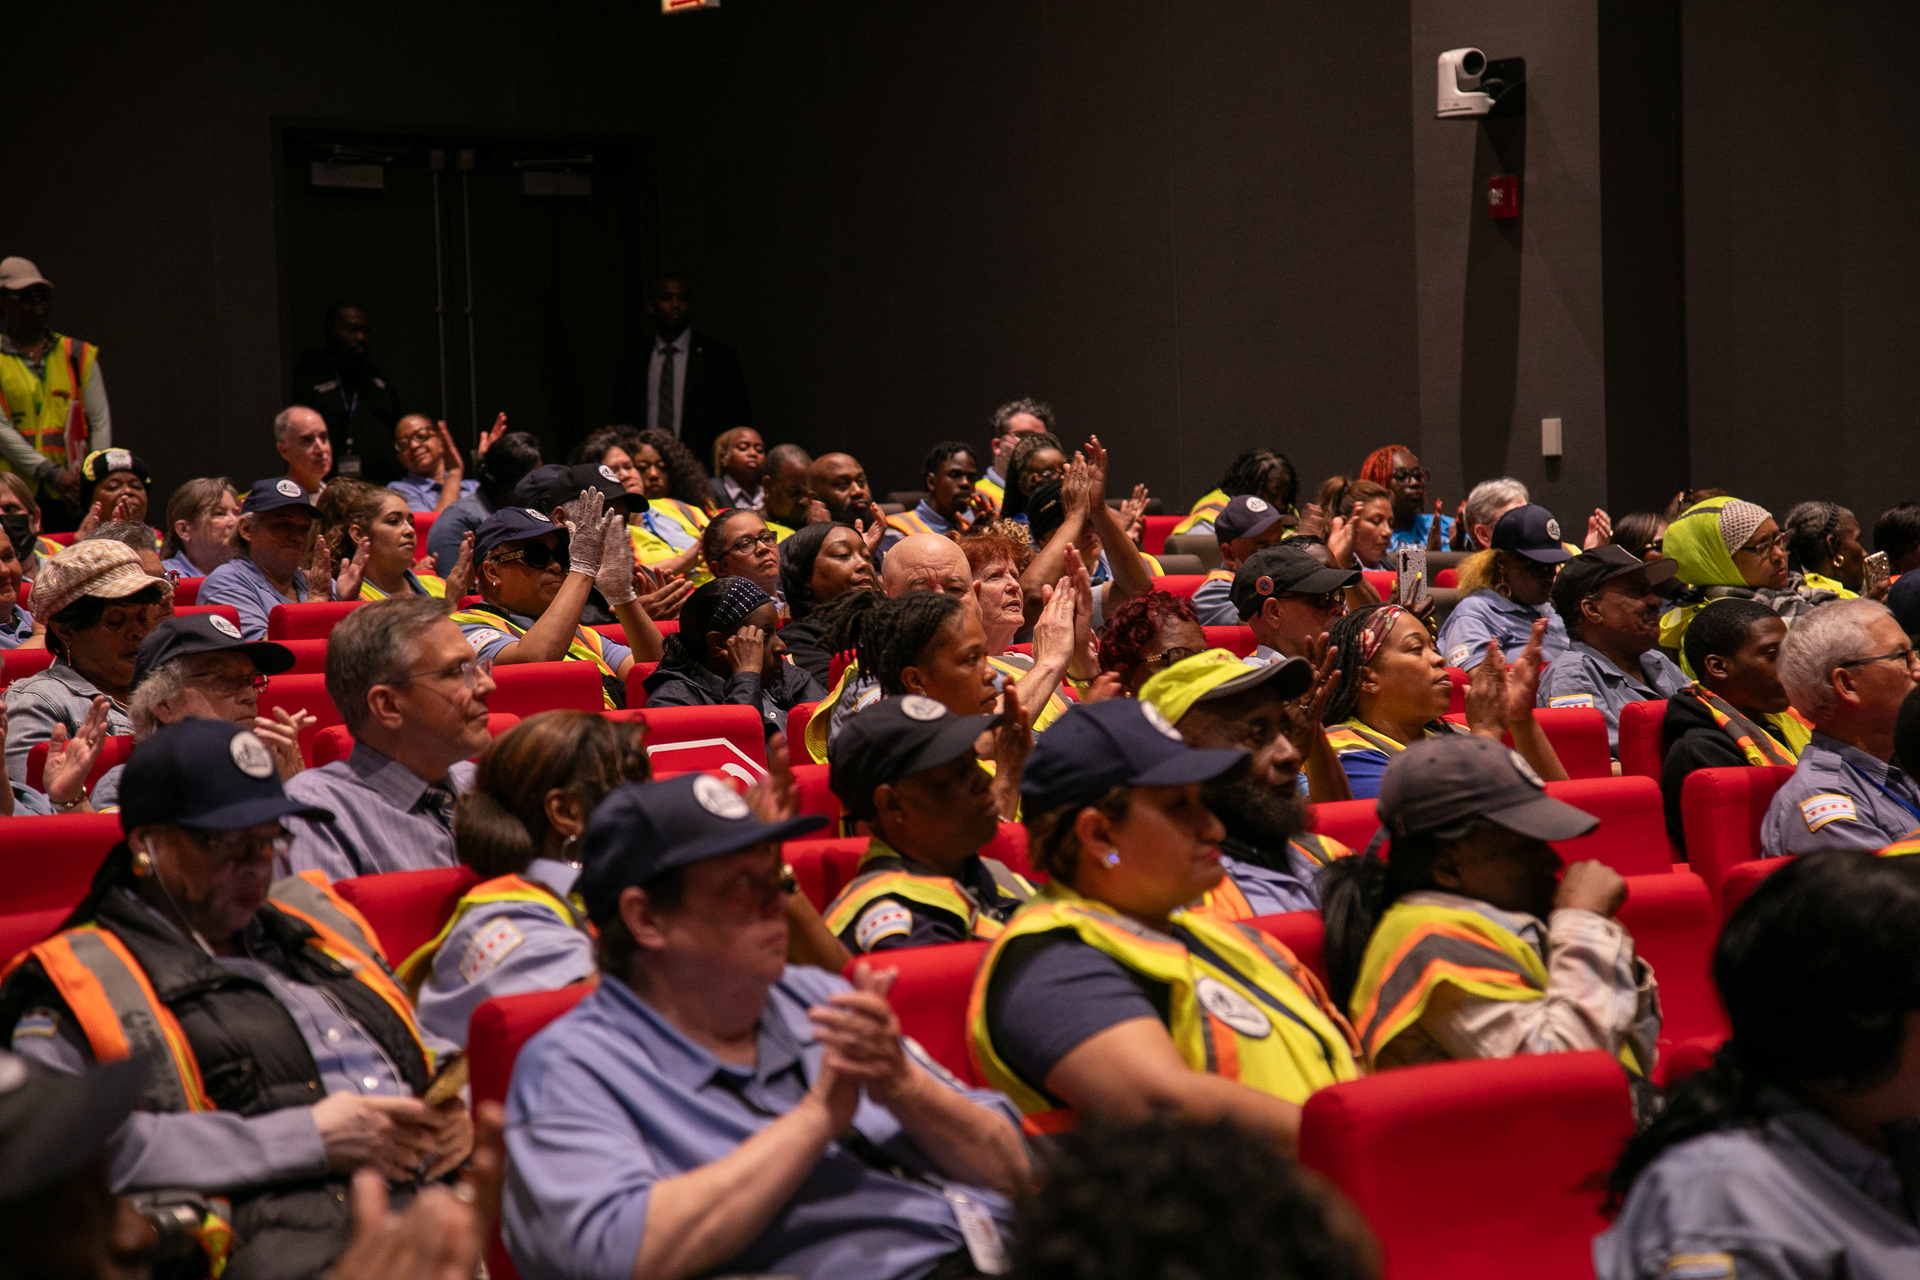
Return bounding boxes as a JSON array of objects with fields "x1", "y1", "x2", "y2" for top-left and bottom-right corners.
[
  {"x1": 1097, "y1": 591, "x2": 1200, "y2": 674},
  {"x1": 1358, "y1": 445, "x2": 1413, "y2": 488}
]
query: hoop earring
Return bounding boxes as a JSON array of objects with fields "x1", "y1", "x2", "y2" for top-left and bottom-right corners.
[{"x1": 1495, "y1": 579, "x2": 1513, "y2": 600}]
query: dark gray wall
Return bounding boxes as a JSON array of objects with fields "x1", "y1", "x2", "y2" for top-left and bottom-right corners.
[
  {"x1": 1408, "y1": 0, "x2": 1610, "y2": 526},
  {"x1": 0, "y1": 0, "x2": 1421, "y2": 514},
  {"x1": 1684, "y1": 0, "x2": 1920, "y2": 532}
]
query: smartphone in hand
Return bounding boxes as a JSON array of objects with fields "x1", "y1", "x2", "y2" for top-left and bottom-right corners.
[
  {"x1": 1865, "y1": 550, "x2": 1890, "y2": 596},
  {"x1": 1393, "y1": 546, "x2": 1429, "y2": 608}
]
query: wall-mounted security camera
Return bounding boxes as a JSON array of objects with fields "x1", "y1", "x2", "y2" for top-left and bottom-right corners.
[{"x1": 1437, "y1": 49, "x2": 1525, "y2": 118}]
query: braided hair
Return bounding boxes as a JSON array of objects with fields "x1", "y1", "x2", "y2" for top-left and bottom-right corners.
[
  {"x1": 1320, "y1": 604, "x2": 1394, "y2": 727},
  {"x1": 1218, "y1": 448, "x2": 1299, "y2": 511},
  {"x1": 860, "y1": 592, "x2": 966, "y2": 696},
  {"x1": 1781, "y1": 500, "x2": 1849, "y2": 575}
]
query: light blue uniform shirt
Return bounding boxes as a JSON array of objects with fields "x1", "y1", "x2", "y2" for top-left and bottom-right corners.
[
  {"x1": 1760, "y1": 733, "x2": 1920, "y2": 856},
  {"x1": 1389, "y1": 511, "x2": 1454, "y2": 550},
  {"x1": 504, "y1": 967, "x2": 1019, "y2": 1280},
  {"x1": 1596, "y1": 1095, "x2": 1920, "y2": 1279},
  {"x1": 389, "y1": 472, "x2": 479, "y2": 513},
  {"x1": 1191, "y1": 574, "x2": 1237, "y2": 626},
  {"x1": 0, "y1": 603, "x2": 33, "y2": 649},
  {"x1": 198, "y1": 556, "x2": 310, "y2": 641},
  {"x1": 160, "y1": 552, "x2": 219, "y2": 579},
  {"x1": 429, "y1": 493, "x2": 492, "y2": 575},
  {"x1": 1219, "y1": 849, "x2": 1321, "y2": 914},
  {"x1": 4, "y1": 662, "x2": 132, "y2": 783},
  {"x1": 278, "y1": 741, "x2": 476, "y2": 881},
  {"x1": 1534, "y1": 640, "x2": 1690, "y2": 754},
  {"x1": 413, "y1": 859, "x2": 595, "y2": 1048},
  {"x1": 1437, "y1": 589, "x2": 1570, "y2": 671}
]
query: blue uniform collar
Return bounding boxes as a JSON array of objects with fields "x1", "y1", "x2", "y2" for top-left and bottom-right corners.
[
  {"x1": 1810, "y1": 732, "x2": 1915, "y2": 793},
  {"x1": 912, "y1": 500, "x2": 953, "y2": 534},
  {"x1": 595, "y1": 970, "x2": 810, "y2": 1093}
]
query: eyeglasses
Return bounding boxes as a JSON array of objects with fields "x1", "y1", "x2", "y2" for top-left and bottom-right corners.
[
  {"x1": 181, "y1": 825, "x2": 290, "y2": 867},
  {"x1": 397, "y1": 656, "x2": 493, "y2": 691},
  {"x1": 1146, "y1": 645, "x2": 1203, "y2": 671},
  {"x1": 395, "y1": 428, "x2": 438, "y2": 448},
  {"x1": 487, "y1": 540, "x2": 566, "y2": 571},
  {"x1": 715, "y1": 862, "x2": 797, "y2": 915},
  {"x1": 1391, "y1": 466, "x2": 1429, "y2": 483},
  {"x1": 722, "y1": 530, "x2": 779, "y2": 557},
  {"x1": 192, "y1": 670, "x2": 270, "y2": 697},
  {"x1": 1281, "y1": 590, "x2": 1346, "y2": 614},
  {"x1": 1734, "y1": 532, "x2": 1789, "y2": 556},
  {"x1": 1024, "y1": 467, "x2": 1064, "y2": 486},
  {"x1": 1838, "y1": 647, "x2": 1920, "y2": 671}
]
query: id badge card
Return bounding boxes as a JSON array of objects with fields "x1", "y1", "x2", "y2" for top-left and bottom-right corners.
[
  {"x1": 943, "y1": 1189, "x2": 1009, "y2": 1275},
  {"x1": 337, "y1": 452, "x2": 362, "y2": 478}
]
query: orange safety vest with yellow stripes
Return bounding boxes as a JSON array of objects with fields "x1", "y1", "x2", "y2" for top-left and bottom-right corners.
[
  {"x1": 823, "y1": 841, "x2": 1034, "y2": 950},
  {"x1": 396, "y1": 873, "x2": 590, "y2": 995}
]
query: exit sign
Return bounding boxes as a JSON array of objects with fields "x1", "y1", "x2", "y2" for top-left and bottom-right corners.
[{"x1": 664, "y1": 0, "x2": 718, "y2": 11}]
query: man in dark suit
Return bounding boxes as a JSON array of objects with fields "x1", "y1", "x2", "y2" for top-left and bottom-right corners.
[
  {"x1": 290, "y1": 301, "x2": 405, "y2": 483},
  {"x1": 612, "y1": 276, "x2": 750, "y2": 468}
]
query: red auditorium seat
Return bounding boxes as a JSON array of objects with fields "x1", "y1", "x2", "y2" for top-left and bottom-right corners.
[
  {"x1": 1154, "y1": 574, "x2": 1207, "y2": 600},
  {"x1": 1312, "y1": 777, "x2": 1678, "y2": 878},
  {"x1": 277, "y1": 638, "x2": 329, "y2": 675},
  {"x1": 1616, "y1": 871, "x2": 1728, "y2": 1066},
  {"x1": 621, "y1": 662, "x2": 658, "y2": 710},
  {"x1": 592, "y1": 620, "x2": 678, "y2": 644},
  {"x1": 786, "y1": 700, "x2": 820, "y2": 745},
  {"x1": 1142, "y1": 514, "x2": 1180, "y2": 555},
  {"x1": 173, "y1": 576, "x2": 202, "y2": 605},
  {"x1": 268, "y1": 601, "x2": 362, "y2": 640},
  {"x1": 845, "y1": 940, "x2": 990, "y2": 1085},
  {"x1": 790, "y1": 762, "x2": 842, "y2": 829},
  {"x1": 0, "y1": 815, "x2": 123, "y2": 964},
  {"x1": 785, "y1": 836, "x2": 868, "y2": 911},
  {"x1": 1245, "y1": 910, "x2": 1328, "y2": 987},
  {"x1": 626, "y1": 705, "x2": 769, "y2": 784},
  {"x1": 1616, "y1": 698, "x2": 1668, "y2": 779},
  {"x1": 1719, "y1": 855, "x2": 1792, "y2": 921},
  {"x1": 1362, "y1": 570, "x2": 1396, "y2": 599},
  {"x1": 40, "y1": 531, "x2": 74, "y2": 547},
  {"x1": 1680, "y1": 765, "x2": 1795, "y2": 895},
  {"x1": 411, "y1": 512, "x2": 437, "y2": 551},
  {"x1": 27, "y1": 735, "x2": 133, "y2": 793},
  {"x1": 173, "y1": 604, "x2": 242, "y2": 629},
  {"x1": 1434, "y1": 567, "x2": 1458, "y2": 589},
  {"x1": 1444, "y1": 666, "x2": 1467, "y2": 717},
  {"x1": 333, "y1": 867, "x2": 481, "y2": 966},
  {"x1": 469, "y1": 984, "x2": 598, "y2": 1280},
  {"x1": 1445, "y1": 707, "x2": 1613, "y2": 780},
  {"x1": 982, "y1": 823, "x2": 1035, "y2": 880},
  {"x1": 254, "y1": 674, "x2": 345, "y2": 761},
  {"x1": 1299, "y1": 1051, "x2": 1634, "y2": 1280},
  {"x1": 487, "y1": 661, "x2": 606, "y2": 718},
  {"x1": 311, "y1": 714, "x2": 522, "y2": 767},
  {"x1": 0, "y1": 647, "x2": 54, "y2": 691},
  {"x1": 1202, "y1": 625, "x2": 1258, "y2": 658}
]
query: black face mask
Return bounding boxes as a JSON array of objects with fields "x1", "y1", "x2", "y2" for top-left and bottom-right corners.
[
  {"x1": 1, "y1": 514, "x2": 35, "y2": 562},
  {"x1": 1201, "y1": 773, "x2": 1308, "y2": 869}
]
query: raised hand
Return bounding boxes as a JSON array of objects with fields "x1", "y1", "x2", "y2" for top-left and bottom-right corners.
[
  {"x1": 253, "y1": 706, "x2": 313, "y2": 780},
  {"x1": 593, "y1": 510, "x2": 636, "y2": 605},
  {"x1": 1280, "y1": 634, "x2": 1341, "y2": 762},
  {"x1": 306, "y1": 536, "x2": 335, "y2": 603},
  {"x1": 475, "y1": 412, "x2": 508, "y2": 458},
  {"x1": 809, "y1": 962, "x2": 912, "y2": 1104},
  {"x1": 1452, "y1": 499, "x2": 1469, "y2": 550},
  {"x1": 1464, "y1": 639, "x2": 1511, "y2": 737},
  {"x1": 726, "y1": 625, "x2": 768, "y2": 675},
  {"x1": 854, "y1": 516, "x2": 886, "y2": 559},
  {"x1": 1426, "y1": 499, "x2": 1445, "y2": 550},
  {"x1": 985, "y1": 680, "x2": 1035, "y2": 820},
  {"x1": 1030, "y1": 578, "x2": 1077, "y2": 674},
  {"x1": 441, "y1": 533, "x2": 476, "y2": 605},
  {"x1": 1119, "y1": 484, "x2": 1150, "y2": 547},
  {"x1": 1556, "y1": 860, "x2": 1628, "y2": 917},
  {"x1": 74, "y1": 501, "x2": 105, "y2": 539},
  {"x1": 1078, "y1": 671, "x2": 1125, "y2": 703},
  {"x1": 1503, "y1": 617, "x2": 1550, "y2": 717},
  {"x1": 332, "y1": 538, "x2": 371, "y2": 602},
  {"x1": 45, "y1": 697, "x2": 111, "y2": 810},
  {"x1": 1295, "y1": 502, "x2": 1326, "y2": 541},
  {"x1": 557, "y1": 486, "x2": 604, "y2": 539},
  {"x1": 1081, "y1": 435, "x2": 1111, "y2": 503},
  {"x1": 1065, "y1": 543, "x2": 1096, "y2": 662},
  {"x1": 637, "y1": 570, "x2": 695, "y2": 620},
  {"x1": 1059, "y1": 455, "x2": 1093, "y2": 517},
  {"x1": 1327, "y1": 514, "x2": 1356, "y2": 568},
  {"x1": 1583, "y1": 508, "x2": 1613, "y2": 550},
  {"x1": 806, "y1": 497, "x2": 833, "y2": 527},
  {"x1": 434, "y1": 421, "x2": 466, "y2": 484},
  {"x1": 110, "y1": 493, "x2": 139, "y2": 524}
]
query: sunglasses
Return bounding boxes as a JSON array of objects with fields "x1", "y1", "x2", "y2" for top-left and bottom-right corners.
[
  {"x1": 1146, "y1": 644, "x2": 1203, "y2": 671},
  {"x1": 487, "y1": 539, "x2": 567, "y2": 571}
]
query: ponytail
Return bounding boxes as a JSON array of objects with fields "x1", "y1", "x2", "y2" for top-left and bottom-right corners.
[{"x1": 453, "y1": 791, "x2": 538, "y2": 880}]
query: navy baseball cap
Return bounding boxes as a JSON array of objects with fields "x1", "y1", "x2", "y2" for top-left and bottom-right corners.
[
  {"x1": 0, "y1": 1052, "x2": 147, "y2": 1200},
  {"x1": 1213, "y1": 494, "x2": 1295, "y2": 544},
  {"x1": 1379, "y1": 734, "x2": 1596, "y2": 842},
  {"x1": 512, "y1": 463, "x2": 640, "y2": 514},
  {"x1": 1019, "y1": 698, "x2": 1247, "y2": 817},
  {"x1": 1231, "y1": 545, "x2": 1359, "y2": 620},
  {"x1": 577, "y1": 773, "x2": 828, "y2": 922},
  {"x1": 474, "y1": 506, "x2": 565, "y2": 559},
  {"x1": 1492, "y1": 504, "x2": 1574, "y2": 564},
  {"x1": 118, "y1": 719, "x2": 332, "y2": 833},
  {"x1": 132, "y1": 614, "x2": 295, "y2": 692},
  {"x1": 830, "y1": 695, "x2": 998, "y2": 818},
  {"x1": 242, "y1": 477, "x2": 318, "y2": 516}
]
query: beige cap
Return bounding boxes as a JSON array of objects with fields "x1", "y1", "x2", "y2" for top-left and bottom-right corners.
[
  {"x1": 32, "y1": 540, "x2": 169, "y2": 624},
  {"x1": 0, "y1": 258, "x2": 51, "y2": 292}
]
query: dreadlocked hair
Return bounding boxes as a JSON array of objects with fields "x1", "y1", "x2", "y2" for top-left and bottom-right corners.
[
  {"x1": 1098, "y1": 591, "x2": 1199, "y2": 673},
  {"x1": 859, "y1": 592, "x2": 966, "y2": 696},
  {"x1": 816, "y1": 587, "x2": 883, "y2": 661},
  {"x1": 1357, "y1": 445, "x2": 1411, "y2": 488},
  {"x1": 1218, "y1": 448, "x2": 1298, "y2": 511},
  {"x1": 1320, "y1": 604, "x2": 1395, "y2": 727}
]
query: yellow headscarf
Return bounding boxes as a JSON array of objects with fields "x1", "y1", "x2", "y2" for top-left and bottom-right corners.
[{"x1": 1663, "y1": 495, "x2": 1770, "y2": 589}]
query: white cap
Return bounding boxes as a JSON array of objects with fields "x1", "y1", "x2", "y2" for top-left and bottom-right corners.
[{"x1": 0, "y1": 259, "x2": 51, "y2": 291}]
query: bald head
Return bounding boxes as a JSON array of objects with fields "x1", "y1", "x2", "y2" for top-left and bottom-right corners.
[
  {"x1": 884, "y1": 533, "x2": 973, "y2": 601},
  {"x1": 273, "y1": 405, "x2": 326, "y2": 446},
  {"x1": 808, "y1": 452, "x2": 877, "y2": 526}
]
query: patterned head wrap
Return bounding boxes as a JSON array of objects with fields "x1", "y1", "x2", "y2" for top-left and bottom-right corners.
[
  {"x1": 1716, "y1": 501, "x2": 1771, "y2": 555},
  {"x1": 709, "y1": 576, "x2": 775, "y2": 634},
  {"x1": 1351, "y1": 604, "x2": 1408, "y2": 667}
]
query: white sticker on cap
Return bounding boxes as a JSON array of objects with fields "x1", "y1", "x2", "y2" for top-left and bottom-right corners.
[
  {"x1": 1546, "y1": 518, "x2": 1562, "y2": 541},
  {"x1": 104, "y1": 448, "x2": 133, "y2": 471},
  {"x1": 598, "y1": 464, "x2": 619, "y2": 483},
  {"x1": 1245, "y1": 497, "x2": 1268, "y2": 513},
  {"x1": 693, "y1": 773, "x2": 750, "y2": 819},
  {"x1": 275, "y1": 479, "x2": 303, "y2": 499},
  {"x1": 1800, "y1": 793, "x2": 1857, "y2": 833},
  {"x1": 1140, "y1": 702, "x2": 1184, "y2": 742},
  {"x1": 1508, "y1": 748, "x2": 1545, "y2": 789},
  {"x1": 0, "y1": 1053, "x2": 25, "y2": 1092},
  {"x1": 209, "y1": 615, "x2": 242, "y2": 640},
  {"x1": 230, "y1": 731, "x2": 275, "y2": 779},
  {"x1": 524, "y1": 508, "x2": 549, "y2": 521},
  {"x1": 1194, "y1": 976, "x2": 1271, "y2": 1038},
  {"x1": 854, "y1": 902, "x2": 913, "y2": 950},
  {"x1": 899, "y1": 695, "x2": 947, "y2": 722}
]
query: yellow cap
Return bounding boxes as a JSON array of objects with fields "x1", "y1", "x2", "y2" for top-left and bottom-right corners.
[{"x1": 1138, "y1": 648, "x2": 1313, "y2": 728}]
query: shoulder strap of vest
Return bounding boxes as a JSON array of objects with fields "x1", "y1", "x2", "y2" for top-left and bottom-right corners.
[
  {"x1": 1195, "y1": 873, "x2": 1256, "y2": 922},
  {"x1": 25, "y1": 927, "x2": 213, "y2": 1111},
  {"x1": 269, "y1": 874, "x2": 432, "y2": 1070},
  {"x1": 1289, "y1": 832, "x2": 1350, "y2": 868},
  {"x1": 1348, "y1": 903, "x2": 1547, "y2": 1063},
  {"x1": 978, "y1": 857, "x2": 1033, "y2": 901},
  {"x1": 825, "y1": 868, "x2": 977, "y2": 933}
]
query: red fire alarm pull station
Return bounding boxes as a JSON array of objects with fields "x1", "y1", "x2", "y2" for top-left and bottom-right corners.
[{"x1": 1488, "y1": 175, "x2": 1520, "y2": 219}]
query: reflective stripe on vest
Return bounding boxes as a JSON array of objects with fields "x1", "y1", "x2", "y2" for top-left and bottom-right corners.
[
  {"x1": 448, "y1": 607, "x2": 622, "y2": 708},
  {"x1": 18, "y1": 926, "x2": 213, "y2": 1111},
  {"x1": 651, "y1": 498, "x2": 710, "y2": 541},
  {"x1": 985, "y1": 654, "x2": 1069, "y2": 731},
  {"x1": 823, "y1": 848, "x2": 1033, "y2": 946},
  {"x1": 967, "y1": 884, "x2": 1358, "y2": 1134},
  {"x1": 1193, "y1": 874, "x2": 1257, "y2": 922},
  {"x1": 396, "y1": 875, "x2": 583, "y2": 994},
  {"x1": 975, "y1": 476, "x2": 1005, "y2": 515},
  {"x1": 1881, "y1": 840, "x2": 1920, "y2": 859},
  {"x1": 272, "y1": 872, "x2": 434, "y2": 1072},
  {"x1": 886, "y1": 509, "x2": 939, "y2": 539},
  {"x1": 1172, "y1": 489, "x2": 1228, "y2": 536},
  {"x1": 0, "y1": 334, "x2": 94, "y2": 474},
  {"x1": 1325, "y1": 719, "x2": 1412, "y2": 758}
]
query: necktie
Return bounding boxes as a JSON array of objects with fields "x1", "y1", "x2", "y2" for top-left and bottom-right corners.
[
  {"x1": 417, "y1": 780, "x2": 458, "y2": 832},
  {"x1": 656, "y1": 345, "x2": 677, "y2": 437}
]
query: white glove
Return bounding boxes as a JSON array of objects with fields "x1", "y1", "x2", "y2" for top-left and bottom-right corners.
[
  {"x1": 559, "y1": 489, "x2": 606, "y2": 578},
  {"x1": 594, "y1": 510, "x2": 636, "y2": 605}
]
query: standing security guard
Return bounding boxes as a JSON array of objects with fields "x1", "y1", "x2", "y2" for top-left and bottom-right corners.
[
  {"x1": 0, "y1": 718, "x2": 468, "y2": 1280},
  {"x1": 0, "y1": 258, "x2": 111, "y2": 526},
  {"x1": 824, "y1": 695, "x2": 1033, "y2": 952},
  {"x1": 290, "y1": 302, "x2": 404, "y2": 484}
]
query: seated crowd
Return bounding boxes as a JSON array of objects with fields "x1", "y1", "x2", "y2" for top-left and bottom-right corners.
[{"x1": 6, "y1": 376, "x2": 1920, "y2": 1280}]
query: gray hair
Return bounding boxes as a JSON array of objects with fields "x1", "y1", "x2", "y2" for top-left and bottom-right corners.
[
  {"x1": 79, "y1": 521, "x2": 160, "y2": 555},
  {"x1": 1464, "y1": 477, "x2": 1530, "y2": 533},
  {"x1": 1777, "y1": 598, "x2": 1894, "y2": 722},
  {"x1": 324, "y1": 596, "x2": 449, "y2": 735},
  {"x1": 128, "y1": 660, "x2": 190, "y2": 740},
  {"x1": 272, "y1": 407, "x2": 305, "y2": 445},
  {"x1": 991, "y1": 398, "x2": 1055, "y2": 435}
]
